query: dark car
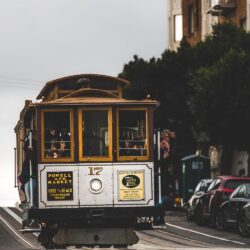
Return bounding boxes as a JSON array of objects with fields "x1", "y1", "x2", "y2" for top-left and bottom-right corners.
[
  {"x1": 216, "y1": 183, "x2": 250, "y2": 236},
  {"x1": 186, "y1": 179, "x2": 213, "y2": 220},
  {"x1": 195, "y1": 176, "x2": 250, "y2": 226}
]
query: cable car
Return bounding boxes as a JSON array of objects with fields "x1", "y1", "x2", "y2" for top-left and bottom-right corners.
[{"x1": 14, "y1": 74, "x2": 162, "y2": 248}]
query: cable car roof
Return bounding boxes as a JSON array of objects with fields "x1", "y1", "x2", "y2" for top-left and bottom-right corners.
[
  {"x1": 37, "y1": 98, "x2": 159, "y2": 106},
  {"x1": 36, "y1": 74, "x2": 131, "y2": 100},
  {"x1": 36, "y1": 88, "x2": 159, "y2": 107}
]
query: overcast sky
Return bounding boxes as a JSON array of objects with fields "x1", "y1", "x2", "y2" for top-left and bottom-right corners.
[{"x1": 0, "y1": 0, "x2": 167, "y2": 206}]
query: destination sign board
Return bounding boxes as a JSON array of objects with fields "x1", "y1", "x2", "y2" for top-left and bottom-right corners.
[{"x1": 47, "y1": 171, "x2": 73, "y2": 201}]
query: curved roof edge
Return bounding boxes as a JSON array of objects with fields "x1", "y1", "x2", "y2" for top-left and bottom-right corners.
[
  {"x1": 36, "y1": 74, "x2": 131, "y2": 100},
  {"x1": 61, "y1": 88, "x2": 122, "y2": 99}
]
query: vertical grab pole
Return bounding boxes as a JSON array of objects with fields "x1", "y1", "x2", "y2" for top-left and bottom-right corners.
[
  {"x1": 29, "y1": 131, "x2": 33, "y2": 207},
  {"x1": 157, "y1": 130, "x2": 161, "y2": 204},
  {"x1": 14, "y1": 148, "x2": 17, "y2": 187}
]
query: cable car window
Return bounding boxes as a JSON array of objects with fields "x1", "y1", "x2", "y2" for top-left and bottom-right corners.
[
  {"x1": 79, "y1": 108, "x2": 112, "y2": 161},
  {"x1": 117, "y1": 109, "x2": 148, "y2": 160},
  {"x1": 42, "y1": 110, "x2": 73, "y2": 161}
]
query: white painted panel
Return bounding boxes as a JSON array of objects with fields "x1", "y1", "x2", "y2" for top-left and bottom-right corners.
[
  {"x1": 38, "y1": 164, "x2": 79, "y2": 208},
  {"x1": 38, "y1": 162, "x2": 154, "y2": 209},
  {"x1": 78, "y1": 163, "x2": 113, "y2": 207}
]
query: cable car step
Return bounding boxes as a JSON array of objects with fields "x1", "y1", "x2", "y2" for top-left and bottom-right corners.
[
  {"x1": 19, "y1": 228, "x2": 41, "y2": 233},
  {"x1": 53, "y1": 227, "x2": 139, "y2": 245}
]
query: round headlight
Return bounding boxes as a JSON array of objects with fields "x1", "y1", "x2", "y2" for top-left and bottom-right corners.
[{"x1": 90, "y1": 179, "x2": 102, "y2": 192}]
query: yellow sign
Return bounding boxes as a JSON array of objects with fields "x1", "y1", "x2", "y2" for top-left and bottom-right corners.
[{"x1": 119, "y1": 170, "x2": 144, "y2": 200}]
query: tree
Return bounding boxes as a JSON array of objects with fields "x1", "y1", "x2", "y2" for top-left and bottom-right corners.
[
  {"x1": 119, "y1": 23, "x2": 250, "y2": 161},
  {"x1": 188, "y1": 48, "x2": 250, "y2": 148}
]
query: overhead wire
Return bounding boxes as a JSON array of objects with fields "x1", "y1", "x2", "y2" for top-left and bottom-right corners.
[
  {"x1": 0, "y1": 75, "x2": 43, "y2": 90},
  {"x1": 0, "y1": 83, "x2": 40, "y2": 90},
  {"x1": 0, "y1": 75, "x2": 41, "y2": 83}
]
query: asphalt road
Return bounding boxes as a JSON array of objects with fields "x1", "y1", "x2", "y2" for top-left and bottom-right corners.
[
  {"x1": 0, "y1": 222, "x2": 28, "y2": 250},
  {"x1": 1, "y1": 207, "x2": 250, "y2": 249},
  {"x1": 0, "y1": 207, "x2": 41, "y2": 250},
  {"x1": 157, "y1": 210, "x2": 250, "y2": 248}
]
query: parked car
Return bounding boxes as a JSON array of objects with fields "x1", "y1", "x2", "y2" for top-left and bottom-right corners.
[
  {"x1": 186, "y1": 179, "x2": 213, "y2": 221},
  {"x1": 216, "y1": 183, "x2": 250, "y2": 236},
  {"x1": 194, "y1": 176, "x2": 250, "y2": 226}
]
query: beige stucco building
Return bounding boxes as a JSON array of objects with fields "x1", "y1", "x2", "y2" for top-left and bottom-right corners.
[{"x1": 168, "y1": 0, "x2": 250, "y2": 49}]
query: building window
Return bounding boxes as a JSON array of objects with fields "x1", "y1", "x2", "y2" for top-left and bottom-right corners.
[
  {"x1": 240, "y1": 18, "x2": 246, "y2": 30},
  {"x1": 174, "y1": 15, "x2": 183, "y2": 41},
  {"x1": 195, "y1": 0, "x2": 200, "y2": 30},
  {"x1": 78, "y1": 108, "x2": 112, "y2": 161},
  {"x1": 188, "y1": 5, "x2": 194, "y2": 35},
  {"x1": 249, "y1": 4, "x2": 250, "y2": 31},
  {"x1": 117, "y1": 108, "x2": 149, "y2": 161},
  {"x1": 205, "y1": 0, "x2": 212, "y2": 10},
  {"x1": 42, "y1": 110, "x2": 74, "y2": 162}
]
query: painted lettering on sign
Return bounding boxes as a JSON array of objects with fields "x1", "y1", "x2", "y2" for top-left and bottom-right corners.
[
  {"x1": 88, "y1": 167, "x2": 103, "y2": 176},
  {"x1": 47, "y1": 171, "x2": 73, "y2": 201},
  {"x1": 122, "y1": 175, "x2": 140, "y2": 188}
]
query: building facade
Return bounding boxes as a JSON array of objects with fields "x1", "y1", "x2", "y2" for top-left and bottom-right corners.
[
  {"x1": 184, "y1": 0, "x2": 249, "y2": 46},
  {"x1": 168, "y1": 0, "x2": 250, "y2": 49},
  {"x1": 248, "y1": 0, "x2": 250, "y2": 30},
  {"x1": 168, "y1": 1, "x2": 250, "y2": 176}
]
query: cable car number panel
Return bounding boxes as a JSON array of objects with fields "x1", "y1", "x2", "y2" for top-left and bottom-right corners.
[{"x1": 78, "y1": 163, "x2": 113, "y2": 207}]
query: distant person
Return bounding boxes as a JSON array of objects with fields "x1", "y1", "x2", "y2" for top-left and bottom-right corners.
[
  {"x1": 19, "y1": 137, "x2": 38, "y2": 227},
  {"x1": 17, "y1": 175, "x2": 26, "y2": 207},
  {"x1": 58, "y1": 129, "x2": 70, "y2": 157},
  {"x1": 46, "y1": 128, "x2": 59, "y2": 158},
  {"x1": 19, "y1": 137, "x2": 37, "y2": 206},
  {"x1": 19, "y1": 140, "x2": 30, "y2": 202},
  {"x1": 160, "y1": 138, "x2": 170, "y2": 159}
]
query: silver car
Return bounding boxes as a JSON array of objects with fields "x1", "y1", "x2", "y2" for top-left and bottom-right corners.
[{"x1": 186, "y1": 179, "x2": 213, "y2": 220}]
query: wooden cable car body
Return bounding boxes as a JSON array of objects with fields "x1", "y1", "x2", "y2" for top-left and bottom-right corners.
[{"x1": 14, "y1": 74, "x2": 162, "y2": 248}]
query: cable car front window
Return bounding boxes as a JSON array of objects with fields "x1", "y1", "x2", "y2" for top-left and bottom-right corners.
[
  {"x1": 43, "y1": 111, "x2": 72, "y2": 160},
  {"x1": 82, "y1": 110, "x2": 109, "y2": 157},
  {"x1": 118, "y1": 110, "x2": 147, "y2": 158}
]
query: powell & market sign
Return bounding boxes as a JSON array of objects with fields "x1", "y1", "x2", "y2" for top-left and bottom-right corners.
[{"x1": 47, "y1": 171, "x2": 73, "y2": 201}]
